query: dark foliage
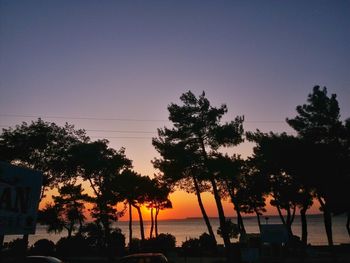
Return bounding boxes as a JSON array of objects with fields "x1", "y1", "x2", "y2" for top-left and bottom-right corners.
[
  {"x1": 129, "y1": 233, "x2": 176, "y2": 255},
  {"x1": 55, "y1": 235, "x2": 91, "y2": 257},
  {"x1": 181, "y1": 233, "x2": 217, "y2": 256},
  {"x1": 109, "y1": 228, "x2": 126, "y2": 257},
  {"x1": 128, "y1": 238, "x2": 142, "y2": 254},
  {"x1": 2, "y1": 238, "x2": 27, "y2": 256},
  {"x1": 29, "y1": 239, "x2": 55, "y2": 256}
]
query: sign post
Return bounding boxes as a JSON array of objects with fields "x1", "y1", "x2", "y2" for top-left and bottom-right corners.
[{"x1": 0, "y1": 162, "x2": 42, "y2": 238}]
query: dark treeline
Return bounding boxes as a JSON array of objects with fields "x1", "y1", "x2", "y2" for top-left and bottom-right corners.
[
  {"x1": 152, "y1": 87, "x2": 349, "y2": 261},
  {"x1": 1, "y1": 86, "x2": 349, "y2": 261},
  {"x1": 0, "y1": 121, "x2": 171, "y2": 258}
]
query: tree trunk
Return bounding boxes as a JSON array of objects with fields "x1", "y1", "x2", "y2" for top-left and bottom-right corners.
[
  {"x1": 22, "y1": 234, "x2": 29, "y2": 254},
  {"x1": 129, "y1": 202, "x2": 133, "y2": 244},
  {"x1": 286, "y1": 206, "x2": 293, "y2": 236},
  {"x1": 155, "y1": 208, "x2": 160, "y2": 237},
  {"x1": 291, "y1": 205, "x2": 296, "y2": 225},
  {"x1": 276, "y1": 204, "x2": 286, "y2": 225},
  {"x1": 67, "y1": 223, "x2": 73, "y2": 238},
  {"x1": 318, "y1": 197, "x2": 333, "y2": 246},
  {"x1": 236, "y1": 208, "x2": 246, "y2": 234},
  {"x1": 225, "y1": 179, "x2": 246, "y2": 235},
  {"x1": 209, "y1": 177, "x2": 232, "y2": 261},
  {"x1": 99, "y1": 201, "x2": 112, "y2": 255},
  {"x1": 149, "y1": 208, "x2": 154, "y2": 238},
  {"x1": 199, "y1": 138, "x2": 233, "y2": 262},
  {"x1": 0, "y1": 235, "x2": 4, "y2": 261},
  {"x1": 347, "y1": 212, "x2": 350, "y2": 237},
  {"x1": 255, "y1": 210, "x2": 261, "y2": 229},
  {"x1": 323, "y1": 209, "x2": 333, "y2": 246},
  {"x1": 133, "y1": 205, "x2": 145, "y2": 240},
  {"x1": 300, "y1": 207, "x2": 308, "y2": 245},
  {"x1": 192, "y1": 176, "x2": 217, "y2": 244},
  {"x1": 73, "y1": 200, "x2": 84, "y2": 233}
]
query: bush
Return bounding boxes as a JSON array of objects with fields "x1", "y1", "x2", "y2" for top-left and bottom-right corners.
[
  {"x1": 29, "y1": 239, "x2": 55, "y2": 256},
  {"x1": 199, "y1": 233, "x2": 216, "y2": 251},
  {"x1": 217, "y1": 219, "x2": 239, "y2": 239},
  {"x1": 181, "y1": 233, "x2": 217, "y2": 256},
  {"x1": 129, "y1": 238, "x2": 142, "y2": 253},
  {"x1": 109, "y1": 228, "x2": 126, "y2": 257},
  {"x1": 56, "y1": 235, "x2": 91, "y2": 257},
  {"x1": 2, "y1": 238, "x2": 27, "y2": 256},
  {"x1": 137, "y1": 233, "x2": 176, "y2": 254},
  {"x1": 182, "y1": 238, "x2": 201, "y2": 256},
  {"x1": 155, "y1": 233, "x2": 176, "y2": 252}
]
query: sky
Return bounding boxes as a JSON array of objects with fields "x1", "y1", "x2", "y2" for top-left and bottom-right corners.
[{"x1": 1, "y1": 0, "x2": 349, "y2": 220}]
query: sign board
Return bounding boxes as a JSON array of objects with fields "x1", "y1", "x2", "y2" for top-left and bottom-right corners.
[
  {"x1": 260, "y1": 224, "x2": 289, "y2": 244},
  {"x1": 0, "y1": 162, "x2": 42, "y2": 235}
]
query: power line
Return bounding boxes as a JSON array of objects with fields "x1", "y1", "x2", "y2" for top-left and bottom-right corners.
[
  {"x1": 0, "y1": 113, "x2": 287, "y2": 123},
  {"x1": 0, "y1": 125, "x2": 156, "y2": 134},
  {"x1": 87, "y1": 129, "x2": 155, "y2": 134},
  {"x1": 90, "y1": 136, "x2": 153, "y2": 139},
  {"x1": 0, "y1": 114, "x2": 168, "y2": 122}
]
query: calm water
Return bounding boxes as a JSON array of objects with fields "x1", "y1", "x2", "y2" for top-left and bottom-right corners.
[{"x1": 4, "y1": 214, "x2": 349, "y2": 246}]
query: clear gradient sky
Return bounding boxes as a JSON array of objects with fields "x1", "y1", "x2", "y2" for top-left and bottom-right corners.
[{"x1": 1, "y1": 1, "x2": 349, "y2": 220}]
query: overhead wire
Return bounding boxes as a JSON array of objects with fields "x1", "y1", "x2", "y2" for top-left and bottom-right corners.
[
  {"x1": 0, "y1": 113, "x2": 287, "y2": 123},
  {"x1": 0, "y1": 113, "x2": 295, "y2": 139}
]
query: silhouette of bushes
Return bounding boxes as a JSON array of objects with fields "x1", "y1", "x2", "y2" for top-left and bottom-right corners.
[
  {"x1": 2, "y1": 238, "x2": 27, "y2": 256},
  {"x1": 182, "y1": 238, "x2": 201, "y2": 256},
  {"x1": 129, "y1": 238, "x2": 142, "y2": 253},
  {"x1": 56, "y1": 235, "x2": 91, "y2": 257},
  {"x1": 29, "y1": 239, "x2": 55, "y2": 256},
  {"x1": 109, "y1": 228, "x2": 126, "y2": 257},
  {"x1": 199, "y1": 233, "x2": 217, "y2": 252},
  {"x1": 128, "y1": 234, "x2": 176, "y2": 254},
  {"x1": 181, "y1": 233, "x2": 217, "y2": 256},
  {"x1": 154, "y1": 233, "x2": 176, "y2": 253}
]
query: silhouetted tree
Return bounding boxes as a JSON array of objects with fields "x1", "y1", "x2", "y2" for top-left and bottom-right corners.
[
  {"x1": 53, "y1": 183, "x2": 90, "y2": 237},
  {"x1": 131, "y1": 175, "x2": 153, "y2": 241},
  {"x1": 113, "y1": 169, "x2": 151, "y2": 243},
  {"x1": 236, "y1": 160, "x2": 268, "y2": 229},
  {"x1": 217, "y1": 219, "x2": 240, "y2": 240},
  {"x1": 153, "y1": 91, "x2": 244, "y2": 260},
  {"x1": 146, "y1": 179, "x2": 172, "y2": 237},
  {"x1": 0, "y1": 119, "x2": 88, "y2": 198},
  {"x1": 287, "y1": 86, "x2": 348, "y2": 246},
  {"x1": 153, "y1": 149, "x2": 215, "y2": 243},
  {"x1": 209, "y1": 154, "x2": 247, "y2": 234},
  {"x1": 67, "y1": 140, "x2": 132, "y2": 252},
  {"x1": 38, "y1": 183, "x2": 90, "y2": 238},
  {"x1": 247, "y1": 132, "x2": 314, "y2": 243},
  {"x1": 38, "y1": 203, "x2": 65, "y2": 234},
  {"x1": 343, "y1": 119, "x2": 350, "y2": 237}
]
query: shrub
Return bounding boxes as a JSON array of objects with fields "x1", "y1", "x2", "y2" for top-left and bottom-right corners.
[
  {"x1": 2, "y1": 238, "x2": 27, "y2": 256},
  {"x1": 138, "y1": 233, "x2": 176, "y2": 254},
  {"x1": 56, "y1": 235, "x2": 91, "y2": 257},
  {"x1": 199, "y1": 233, "x2": 216, "y2": 251},
  {"x1": 217, "y1": 219, "x2": 239, "y2": 239},
  {"x1": 181, "y1": 233, "x2": 217, "y2": 256},
  {"x1": 129, "y1": 238, "x2": 142, "y2": 253},
  {"x1": 181, "y1": 238, "x2": 200, "y2": 256},
  {"x1": 29, "y1": 239, "x2": 55, "y2": 256},
  {"x1": 155, "y1": 233, "x2": 176, "y2": 252},
  {"x1": 109, "y1": 228, "x2": 126, "y2": 257}
]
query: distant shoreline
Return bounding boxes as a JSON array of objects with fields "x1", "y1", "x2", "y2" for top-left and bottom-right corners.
[{"x1": 118, "y1": 213, "x2": 327, "y2": 222}]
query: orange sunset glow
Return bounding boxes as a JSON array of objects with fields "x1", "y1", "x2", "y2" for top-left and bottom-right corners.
[{"x1": 39, "y1": 186, "x2": 321, "y2": 222}]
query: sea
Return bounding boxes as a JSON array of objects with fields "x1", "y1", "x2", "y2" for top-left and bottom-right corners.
[{"x1": 3, "y1": 214, "x2": 349, "y2": 247}]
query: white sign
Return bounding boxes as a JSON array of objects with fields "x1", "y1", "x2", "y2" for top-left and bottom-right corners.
[{"x1": 0, "y1": 162, "x2": 42, "y2": 235}]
